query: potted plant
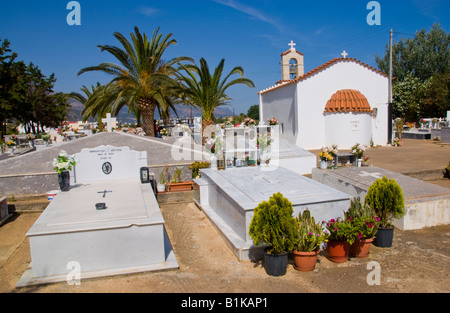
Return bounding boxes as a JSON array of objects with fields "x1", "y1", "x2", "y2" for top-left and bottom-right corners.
[
  {"x1": 53, "y1": 150, "x2": 78, "y2": 192},
  {"x1": 364, "y1": 176, "x2": 405, "y2": 248},
  {"x1": 443, "y1": 162, "x2": 450, "y2": 179},
  {"x1": 189, "y1": 161, "x2": 211, "y2": 179},
  {"x1": 345, "y1": 198, "x2": 379, "y2": 258},
  {"x1": 292, "y1": 209, "x2": 326, "y2": 272},
  {"x1": 42, "y1": 134, "x2": 50, "y2": 146},
  {"x1": 157, "y1": 169, "x2": 167, "y2": 193},
  {"x1": 6, "y1": 140, "x2": 16, "y2": 155},
  {"x1": 168, "y1": 166, "x2": 193, "y2": 191},
  {"x1": 249, "y1": 192, "x2": 299, "y2": 276},
  {"x1": 323, "y1": 217, "x2": 359, "y2": 263},
  {"x1": 362, "y1": 155, "x2": 370, "y2": 167}
]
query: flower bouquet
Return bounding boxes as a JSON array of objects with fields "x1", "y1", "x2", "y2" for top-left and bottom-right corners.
[
  {"x1": 267, "y1": 117, "x2": 278, "y2": 126},
  {"x1": 351, "y1": 143, "x2": 366, "y2": 159},
  {"x1": 243, "y1": 117, "x2": 256, "y2": 126},
  {"x1": 53, "y1": 150, "x2": 78, "y2": 174}
]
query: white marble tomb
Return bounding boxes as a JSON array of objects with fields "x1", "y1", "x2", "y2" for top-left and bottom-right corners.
[
  {"x1": 312, "y1": 166, "x2": 450, "y2": 230},
  {"x1": 17, "y1": 145, "x2": 178, "y2": 287},
  {"x1": 195, "y1": 166, "x2": 351, "y2": 261}
]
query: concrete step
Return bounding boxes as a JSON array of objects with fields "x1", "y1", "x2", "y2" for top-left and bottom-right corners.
[
  {"x1": 7, "y1": 193, "x2": 49, "y2": 213},
  {"x1": 402, "y1": 169, "x2": 446, "y2": 181}
]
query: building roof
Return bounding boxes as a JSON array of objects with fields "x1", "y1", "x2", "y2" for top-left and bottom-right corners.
[
  {"x1": 324, "y1": 89, "x2": 373, "y2": 113},
  {"x1": 280, "y1": 49, "x2": 304, "y2": 56},
  {"x1": 258, "y1": 57, "x2": 388, "y2": 95}
]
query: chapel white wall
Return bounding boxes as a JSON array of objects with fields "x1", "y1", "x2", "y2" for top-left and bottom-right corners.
[{"x1": 260, "y1": 83, "x2": 298, "y2": 143}]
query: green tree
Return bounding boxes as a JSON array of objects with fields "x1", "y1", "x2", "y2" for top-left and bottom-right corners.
[
  {"x1": 375, "y1": 23, "x2": 450, "y2": 82},
  {"x1": 78, "y1": 26, "x2": 192, "y2": 137},
  {"x1": 247, "y1": 104, "x2": 259, "y2": 121},
  {"x1": 176, "y1": 58, "x2": 255, "y2": 141},
  {"x1": 392, "y1": 72, "x2": 427, "y2": 121},
  {"x1": 1, "y1": 39, "x2": 68, "y2": 135},
  {"x1": 423, "y1": 73, "x2": 450, "y2": 118}
]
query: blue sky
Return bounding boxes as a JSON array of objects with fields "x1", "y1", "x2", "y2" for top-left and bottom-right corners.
[{"x1": 0, "y1": 0, "x2": 448, "y2": 115}]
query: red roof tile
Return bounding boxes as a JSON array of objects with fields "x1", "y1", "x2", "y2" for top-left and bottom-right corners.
[
  {"x1": 280, "y1": 49, "x2": 304, "y2": 56},
  {"x1": 324, "y1": 89, "x2": 373, "y2": 113},
  {"x1": 258, "y1": 58, "x2": 388, "y2": 95}
]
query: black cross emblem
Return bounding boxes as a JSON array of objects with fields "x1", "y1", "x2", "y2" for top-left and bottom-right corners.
[{"x1": 97, "y1": 190, "x2": 112, "y2": 198}]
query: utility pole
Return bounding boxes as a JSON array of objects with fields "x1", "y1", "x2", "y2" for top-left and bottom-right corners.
[{"x1": 388, "y1": 29, "x2": 393, "y2": 145}]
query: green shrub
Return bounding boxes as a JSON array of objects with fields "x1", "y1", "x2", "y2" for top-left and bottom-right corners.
[
  {"x1": 364, "y1": 176, "x2": 405, "y2": 228},
  {"x1": 249, "y1": 192, "x2": 299, "y2": 254}
]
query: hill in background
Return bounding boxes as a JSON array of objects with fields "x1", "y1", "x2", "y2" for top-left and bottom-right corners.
[{"x1": 66, "y1": 101, "x2": 233, "y2": 123}]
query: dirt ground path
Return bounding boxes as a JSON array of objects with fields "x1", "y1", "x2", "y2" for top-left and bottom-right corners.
[{"x1": 1, "y1": 202, "x2": 449, "y2": 293}]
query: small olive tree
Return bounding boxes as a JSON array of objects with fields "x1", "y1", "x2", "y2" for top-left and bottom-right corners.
[
  {"x1": 364, "y1": 176, "x2": 405, "y2": 228},
  {"x1": 249, "y1": 192, "x2": 299, "y2": 254}
]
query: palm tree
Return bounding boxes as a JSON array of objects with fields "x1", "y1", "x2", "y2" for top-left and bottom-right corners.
[
  {"x1": 176, "y1": 58, "x2": 255, "y2": 141},
  {"x1": 78, "y1": 26, "x2": 192, "y2": 136},
  {"x1": 69, "y1": 83, "x2": 109, "y2": 124}
]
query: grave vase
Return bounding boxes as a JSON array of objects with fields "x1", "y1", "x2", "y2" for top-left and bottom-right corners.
[
  {"x1": 58, "y1": 170, "x2": 71, "y2": 192},
  {"x1": 319, "y1": 160, "x2": 328, "y2": 169},
  {"x1": 357, "y1": 159, "x2": 362, "y2": 167}
]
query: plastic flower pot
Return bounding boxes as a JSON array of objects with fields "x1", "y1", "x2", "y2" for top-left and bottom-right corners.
[
  {"x1": 373, "y1": 227, "x2": 394, "y2": 248},
  {"x1": 292, "y1": 250, "x2": 320, "y2": 272},
  {"x1": 350, "y1": 238, "x2": 374, "y2": 258},
  {"x1": 326, "y1": 240, "x2": 350, "y2": 263},
  {"x1": 263, "y1": 250, "x2": 288, "y2": 276}
]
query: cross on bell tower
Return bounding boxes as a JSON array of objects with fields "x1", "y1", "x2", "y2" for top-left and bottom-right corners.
[{"x1": 281, "y1": 40, "x2": 304, "y2": 81}]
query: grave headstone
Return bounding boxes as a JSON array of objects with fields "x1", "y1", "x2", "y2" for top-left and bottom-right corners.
[
  {"x1": 0, "y1": 196, "x2": 12, "y2": 226},
  {"x1": 101, "y1": 113, "x2": 117, "y2": 133},
  {"x1": 71, "y1": 145, "x2": 147, "y2": 183}
]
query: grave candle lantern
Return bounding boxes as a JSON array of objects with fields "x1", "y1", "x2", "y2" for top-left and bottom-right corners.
[{"x1": 140, "y1": 167, "x2": 150, "y2": 183}]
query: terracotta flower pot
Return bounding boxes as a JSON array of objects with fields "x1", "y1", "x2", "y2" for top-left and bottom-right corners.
[
  {"x1": 350, "y1": 238, "x2": 374, "y2": 258},
  {"x1": 326, "y1": 240, "x2": 350, "y2": 263},
  {"x1": 292, "y1": 250, "x2": 320, "y2": 272},
  {"x1": 168, "y1": 181, "x2": 193, "y2": 192}
]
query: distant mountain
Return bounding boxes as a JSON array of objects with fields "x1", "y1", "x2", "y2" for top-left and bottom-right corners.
[{"x1": 66, "y1": 101, "x2": 234, "y2": 122}]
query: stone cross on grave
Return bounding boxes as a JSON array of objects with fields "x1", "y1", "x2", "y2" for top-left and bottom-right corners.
[
  {"x1": 101, "y1": 113, "x2": 117, "y2": 132},
  {"x1": 358, "y1": 171, "x2": 382, "y2": 180},
  {"x1": 289, "y1": 40, "x2": 296, "y2": 51},
  {"x1": 341, "y1": 50, "x2": 348, "y2": 58},
  {"x1": 97, "y1": 190, "x2": 112, "y2": 198}
]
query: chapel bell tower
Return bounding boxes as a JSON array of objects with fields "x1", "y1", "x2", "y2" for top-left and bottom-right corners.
[{"x1": 281, "y1": 40, "x2": 304, "y2": 80}]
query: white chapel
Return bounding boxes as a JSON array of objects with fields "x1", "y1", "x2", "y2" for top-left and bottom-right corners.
[{"x1": 258, "y1": 42, "x2": 389, "y2": 150}]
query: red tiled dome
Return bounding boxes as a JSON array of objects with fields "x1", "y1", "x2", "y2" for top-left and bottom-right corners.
[{"x1": 324, "y1": 89, "x2": 372, "y2": 113}]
